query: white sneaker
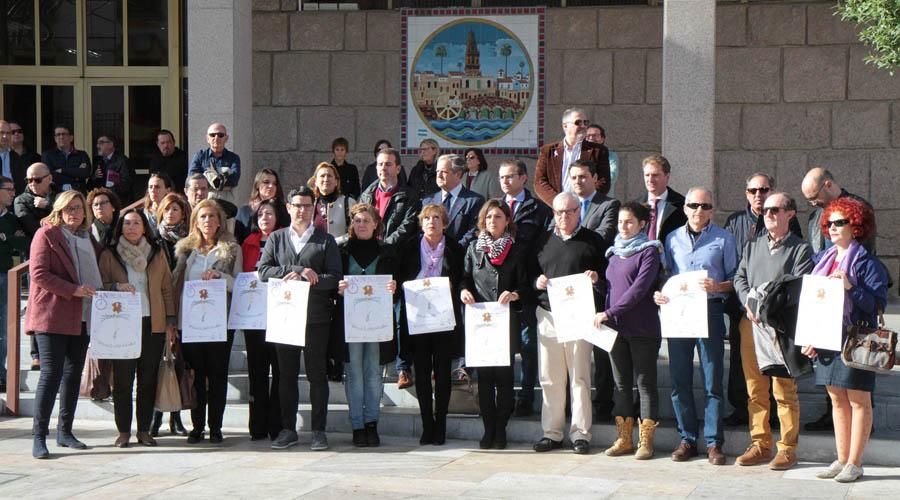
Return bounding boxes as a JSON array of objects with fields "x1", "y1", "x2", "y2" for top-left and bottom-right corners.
[
  {"x1": 815, "y1": 460, "x2": 845, "y2": 479},
  {"x1": 834, "y1": 463, "x2": 863, "y2": 483}
]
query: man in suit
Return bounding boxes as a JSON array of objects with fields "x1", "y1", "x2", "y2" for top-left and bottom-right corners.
[
  {"x1": 637, "y1": 154, "x2": 686, "y2": 243},
  {"x1": 534, "y1": 107, "x2": 610, "y2": 207},
  {"x1": 567, "y1": 159, "x2": 619, "y2": 421},
  {"x1": 8, "y1": 121, "x2": 41, "y2": 194},
  {"x1": 422, "y1": 154, "x2": 484, "y2": 248},
  {"x1": 498, "y1": 159, "x2": 552, "y2": 417}
]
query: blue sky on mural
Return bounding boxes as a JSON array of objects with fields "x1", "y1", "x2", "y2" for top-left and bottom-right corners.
[{"x1": 414, "y1": 21, "x2": 530, "y2": 77}]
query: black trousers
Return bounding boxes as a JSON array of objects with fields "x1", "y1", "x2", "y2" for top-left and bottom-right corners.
[
  {"x1": 727, "y1": 310, "x2": 749, "y2": 418},
  {"x1": 592, "y1": 346, "x2": 615, "y2": 413},
  {"x1": 609, "y1": 336, "x2": 661, "y2": 421},
  {"x1": 477, "y1": 361, "x2": 514, "y2": 436},
  {"x1": 112, "y1": 318, "x2": 165, "y2": 433},
  {"x1": 32, "y1": 327, "x2": 89, "y2": 437},
  {"x1": 181, "y1": 330, "x2": 234, "y2": 433},
  {"x1": 276, "y1": 322, "x2": 330, "y2": 432},
  {"x1": 412, "y1": 336, "x2": 452, "y2": 435},
  {"x1": 244, "y1": 329, "x2": 281, "y2": 439}
]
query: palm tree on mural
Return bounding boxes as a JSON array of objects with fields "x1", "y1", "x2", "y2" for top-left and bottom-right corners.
[
  {"x1": 500, "y1": 43, "x2": 512, "y2": 75},
  {"x1": 435, "y1": 45, "x2": 448, "y2": 74},
  {"x1": 518, "y1": 60, "x2": 525, "y2": 76}
]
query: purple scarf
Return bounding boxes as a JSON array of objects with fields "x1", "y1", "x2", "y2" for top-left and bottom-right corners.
[
  {"x1": 811, "y1": 239, "x2": 861, "y2": 324},
  {"x1": 419, "y1": 236, "x2": 446, "y2": 278}
]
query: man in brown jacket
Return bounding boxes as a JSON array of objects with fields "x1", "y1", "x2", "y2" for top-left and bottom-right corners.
[{"x1": 534, "y1": 107, "x2": 610, "y2": 206}]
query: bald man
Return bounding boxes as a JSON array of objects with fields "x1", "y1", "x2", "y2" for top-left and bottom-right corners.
[
  {"x1": 800, "y1": 167, "x2": 875, "y2": 255},
  {"x1": 188, "y1": 122, "x2": 241, "y2": 203}
]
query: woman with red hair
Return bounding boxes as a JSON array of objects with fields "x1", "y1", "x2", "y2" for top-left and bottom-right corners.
[{"x1": 801, "y1": 197, "x2": 887, "y2": 483}]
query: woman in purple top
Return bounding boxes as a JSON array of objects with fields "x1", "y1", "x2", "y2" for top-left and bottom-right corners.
[{"x1": 594, "y1": 201, "x2": 663, "y2": 460}]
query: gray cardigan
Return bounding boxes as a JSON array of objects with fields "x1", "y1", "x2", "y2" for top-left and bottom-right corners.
[
  {"x1": 257, "y1": 226, "x2": 342, "y2": 325},
  {"x1": 733, "y1": 232, "x2": 813, "y2": 307}
]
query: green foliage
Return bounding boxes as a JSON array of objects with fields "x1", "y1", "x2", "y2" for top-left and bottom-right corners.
[{"x1": 836, "y1": 0, "x2": 900, "y2": 74}]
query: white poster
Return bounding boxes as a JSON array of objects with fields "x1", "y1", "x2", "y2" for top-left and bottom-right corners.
[
  {"x1": 465, "y1": 302, "x2": 511, "y2": 367},
  {"x1": 546, "y1": 273, "x2": 596, "y2": 342},
  {"x1": 181, "y1": 279, "x2": 228, "y2": 343},
  {"x1": 583, "y1": 324, "x2": 619, "y2": 352},
  {"x1": 660, "y1": 270, "x2": 709, "y2": 338},
  {"x1": 89, "y1": 291, "x2": 143, "y2": 359},
  {"x1": 344, "y1": 275, "x2": 394, "y2": 343},
  {"x1": 228, "y1": 272, "x2": 267, "y2": 330},
  {"x1": 266, "y1": 278, "x2": 310, "y2": 347},
  {"x1": 403, "y1": 277, "x2": 456, "y2": 335},
  {"x1": 795, "y1": 275, "x2": 845, "y2": 351}
]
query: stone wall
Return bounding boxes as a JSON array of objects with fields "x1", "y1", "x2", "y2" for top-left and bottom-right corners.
[{"x1": 251, "y1": 0, "x2": 899, "y2": 285}]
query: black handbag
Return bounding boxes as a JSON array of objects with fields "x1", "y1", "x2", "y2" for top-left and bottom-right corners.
[{"x1": 841, "y1": 310, "x2": 897, "y2": 374}]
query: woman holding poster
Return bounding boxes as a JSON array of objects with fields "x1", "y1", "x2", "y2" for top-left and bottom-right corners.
[
  {"x1": 398, "y1": 203, "x2": 463, "y2": 446},
  {"x1": 801, "y1": 198, "x2": 887, "y2": 483},
  {"x1": 460, "y1": 200, "x2": 526, "y2": 450},
  {"x1": 335, "y1": 204, "x2": 398, "y2": 447},
  {"x1": 172, "y1": 199, "x2": 242, "y2": 445},
  {"x1": 596, "y1": 201, "x2": 663, "y2": 460},
  {"x1": 26, "y1": 191, "x2": 103, "y2": 459},
  {"x1": 240, "y1": 198, "x2": 284, "y2": 441},
  {"x1": 98, "y1": 209, "x2": 177, "y2": 448}
]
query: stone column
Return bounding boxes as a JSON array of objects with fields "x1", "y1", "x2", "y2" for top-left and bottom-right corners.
[
  {"x1": 662, "y1": 0, "x2": 716, "y2": 193},
  {"x1": 187, "y1": 0, "x2": 254, "y2": 204}
]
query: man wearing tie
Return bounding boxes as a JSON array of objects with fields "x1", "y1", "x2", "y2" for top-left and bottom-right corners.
[
  {"x1": 497, "y1": 159, "x2": 552, "y2": 417},
  {"x1": 422, "y1": 154, "x2": 484, "y2": 248},
  {"x1": 637, "y1": 155, "x2": 686, "y2": 244}
]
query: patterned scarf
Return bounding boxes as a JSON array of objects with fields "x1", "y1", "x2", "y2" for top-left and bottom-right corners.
[
  {"x1": 476, "y1": 231, "x2": 513, "y2": 266},
  {"x1": 157, "y1": 220, "x2": 188, "y2": 243},
  {"x1": 605, "y1": 231, "x2": 663, "y2": 259}
]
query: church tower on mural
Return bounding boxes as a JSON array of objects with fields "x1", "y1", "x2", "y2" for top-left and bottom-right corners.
[{"x1": 464, "y1": 30, "x2": 481, "y2": 76}]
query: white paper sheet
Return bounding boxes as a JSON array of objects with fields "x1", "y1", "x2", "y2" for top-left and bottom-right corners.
[
  {"x1": 228, "y1": 272, "x2": 267, "y2": 330},
  {"x1": 89, "y1": 291, "x2": 143, "y2": 359},
  {"x1": 265, "y1": 278, "x2": 310, "y2": 346},
  {"x1": 344, "y1": 275, "x2": 394, "y2": 343},
  {"x1": 794, "y1": 274, "x2": 845, "y2": 351},
  {"x1": 583, "y1": 323, "x2": 619, "y2": 352},
  {"x1": 546, "y1": 273, "x2": 596, "y2": 343},
  {"x1": 403, "y1": 277, "x2": 456, "y2": 335},
  {"x1": 464, "y1": 302, "x2": 511, "y2": 367},
  {"x1": 659, "y1": 270, "x2": 709, "y2": 338},
  {"x1": 181, "y1": 279, "x2": 228, "y2": 343}
]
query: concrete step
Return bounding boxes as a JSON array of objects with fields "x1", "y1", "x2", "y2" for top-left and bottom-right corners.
[{"x1": 11, "y1": 391, "x2": 900, "y2": 467}]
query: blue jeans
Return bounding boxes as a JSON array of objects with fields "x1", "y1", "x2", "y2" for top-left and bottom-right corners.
[
  {"x1": 394, "y1": 301, "x2": 411, "y2": 373},
  {"x1": 345, "y1": 342, "x2": 384, "y2": 429},
  {"x1": 0, "y1": 273, "x2": 7, "y2": 380},
  {"x1": 668, "y1": 300, "x2": 726, "y2": 447}
]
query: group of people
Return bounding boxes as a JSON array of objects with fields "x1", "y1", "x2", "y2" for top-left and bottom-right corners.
[{"x1": 2, "y1": 111, "x2": 889, "y2": 485}]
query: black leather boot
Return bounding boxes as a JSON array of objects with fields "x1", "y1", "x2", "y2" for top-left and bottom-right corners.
[
  {"x1": 150, "y1": 411, "x2": 163, "y2": 437},
  {"x1": 170, "y1": 412, "x2": 188, "y2": 436}
]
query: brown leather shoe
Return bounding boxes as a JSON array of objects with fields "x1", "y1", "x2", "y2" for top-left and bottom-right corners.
[
  {"x1": 115, "y1": 433, "x2": 130, "y2": 448},
  {"x1": 136, "y1": 431, "x2": 158, "y2": 447},
  {"x1": 735, "y1": 444, "x2": 772, "y2": 466},
  {"x1": 671, "y1": 441, "x2": 698, "y2": 462},
  {"x1": 707, "y1": 445, "x2": 726, "y2": 465},
  {"x1": 397, "y1": 370, "x2": 413, "y2": 390},
  {"x1": 768, "y1": 450, "x2": 797, "y2": 470}
]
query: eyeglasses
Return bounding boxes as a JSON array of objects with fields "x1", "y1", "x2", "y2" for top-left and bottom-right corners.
[
  {"x1": 685, "y1": 202, "x2": 713, "y2": 211},
  {"x1": 0, "y1": 187, "x2": 15, "y2": 193},
  {"x1": 26, "y1": 175, "x2": 49, "y2": 184},
  {"x1": 290, "y1": 202, "x2": 314, "y2": 210},
  {"x1": 10, "y1": 129, "x2": 23, "y2": 135},
  {"x1": 553, "y1": 207, "x2": 579, "y2": 217},
  {"x1": 567, "y1": 119, "x2": 591, "y2": 127},
  {"x1": 826, "y1": 219, "x2": 851, "y2": 228},
  {"x1": 208, "y1": 132, "x2": 226, "y2": 138},
  {"x1": 806, "y1": 182, "x2": 826, "y2": 207},
  {"x1": 762, "y1": 206, "x2": 787, "y2": 215},
  {"x1": 92, "y1": 200, "x2": 111, "y2": 208},
  {"x1": 62, "y1": 205, "x2": 84, "y2": 214},
  {"x1": 746, "y1": 187, "x2": 771, "y2": 195}
]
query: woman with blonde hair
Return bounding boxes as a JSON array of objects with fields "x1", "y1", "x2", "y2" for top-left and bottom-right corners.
[
  {"x1": 27, "y1": 190, "x2": 103, "y2": 459},
  {"x1": 308, "y1": 162, "x2": 356, "y2": 245},
  {"x1": 172, "y1": 199, "x2": 242, "y2": 444}
]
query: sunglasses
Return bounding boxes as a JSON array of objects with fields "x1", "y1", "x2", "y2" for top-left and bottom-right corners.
[
  {"x1": 685, "y1": 202, "x2": 713, "y2": 211},
  {"x1": 746, "y1": 187, "x2": 771, "y2": 195},
  {"x1": 762, "y1": 206, "x2": 787, "y2": 215},
  {"x1": 208, "y1": 132, "x2": 226, "y2": 138},
  {"x1": 568, "y1": 119, "x2": 590, "y2": 127},
  {"x1": 827, "y1": 219, "x2": 851, "y2": 228},
  {"x1": 26, "y1": 175, "x2": 49, "y2": 184}
]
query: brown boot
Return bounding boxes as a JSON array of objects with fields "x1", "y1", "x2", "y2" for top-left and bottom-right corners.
[
  {"x1": 634, "y1": 418, "x2": 658, "y2": 460},
  {"x1": 604, "y1": 416, "x2": 635, "y2": 456}
]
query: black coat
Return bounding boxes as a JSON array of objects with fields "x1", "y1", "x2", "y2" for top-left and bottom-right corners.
[
  {"x1": 11, "y1": 149, "x2": 41, "y2": 195},
  {"x1": 397, "y1": 235, "x2": 464, "y2": 358},
  {"x1": 460, "y1": 239, "x2": 528, "y2": 354},
  {"x1": 331, "y1": 240, "x2": 399, "y2": 365},
  {"x1": 358, "y1": 182, "x2": 420, "y2": 246}
]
